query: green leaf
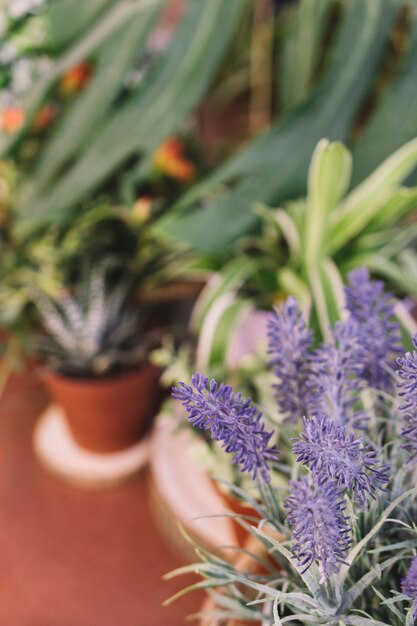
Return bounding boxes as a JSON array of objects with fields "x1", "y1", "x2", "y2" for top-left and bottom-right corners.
[
  {"x1": 48, "y1": 0, "x2": 116, "y2": 48},
  {"x1": 364, "y1": 254, "x2": 417, "y2": 297},
  {"x1": 270, "y1": 207, "x2": 302, "y2": 263},
  {"x1": 279, "y1": 0, "x2": 332, "y2": 110},
  {"x1": 351, "y1": 12, "x2": 417, "y2": 185},
  {"x1": 304, "y1": 140, "x2": 351, "y2": 264},
  {"x1": 191, "y1": 257, "x2": 256, "y2": 332},
  {"x1": 328, "y1": 137, "x2": 417, "y2": 254},
  {"x1": 277, "y1": 268, "x2": 312, "y2": 317},
  {"x1": 377, "y1": 223, "x2": 417, "y2": 259},
  {"x1": 306, "y1": 263, "x2": 331, "y2": 340},
  {"x1": 316, "y1": 257, "x2": 345, "y2": 327},
  {"x1": 1, "y1": 0, "x2": 148, "y2": 156},
  {"x1": 29, "y1": 2, "x2": 162, "y2": 195},
  {"x1": 195, "y1": 296, "x2": 251, "y2": 370},
  {"x1": 158, "y1": 0, "x2": 399, "y2": 252},
  {"x1": 361, "y1": 187, "x2": 417, "y2": 233},
  {"x1": 17, "y1": 0, "x2": 245, "y2": 230}
]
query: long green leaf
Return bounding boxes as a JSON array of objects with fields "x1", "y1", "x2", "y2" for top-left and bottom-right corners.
[
  {"x1": 157, "y1": 0, "x2": 399, "y2": 252},
  {"x1": 362, "y1": 254, "x2": 417, "y2": 297},
  {"x1": 195, "y1": 295, "x2": 251, "y2": 370},
  {"x1": 0, "y1": 0, "x2": 150, "y2": 156},
  {"x1": 304, "y1": 140, "x2": 351, "y2": 264},
  {"x1": 48, "y1": 0, "x2": 116, "y2": 48},
  {"x1": 29, "y1": 3, "x2": 162, "y2": 195},
  {"x1": 351, "y1": 10, "x2": 417, "y2": 185},
  {"x1": 18, "y1": 0, "x2": 244, "y2": 230},
  {"x1": 191, "y1": 256, "x2": 256, "y2": 331},
  {"x1": 279, "y1": 0, "x2": 331, "y2": 110},
  {"x1": 362, "y1": 187, "x2": 417, "y2": 232},
  {"x1": 328, "y1": 137, "x2": 417, "y2": 254}
]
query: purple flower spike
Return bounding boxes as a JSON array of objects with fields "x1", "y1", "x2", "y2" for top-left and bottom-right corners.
[
  {"x1": 397, "y1": 334, "x2": 417, "y2": 463},
  {"x1": 172, "y1": 373, "x2": 280, "y2": 482},
  {"x1": 345, "y1": 267, "x2": 401, "y2": 393},
  {"x1": 402, "y1": 556, "x2": 417, "y2": 621},
  {"x1": 267, "y1": 297, "x2": 313, "y2": 423},
  {"x1": 292, "y1": 414, "x2": 390, "y2": 510},
  {"x1": 285, "y1": 477, "x2": 351, "y2": 579},
  {"x1": 308, "y1": 319, "x2": 367, "y2": 429}
]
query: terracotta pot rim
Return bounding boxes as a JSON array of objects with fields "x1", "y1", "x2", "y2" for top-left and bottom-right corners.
[{"x1": 41, "y1": 362, "x2": 155, "y2": 386}]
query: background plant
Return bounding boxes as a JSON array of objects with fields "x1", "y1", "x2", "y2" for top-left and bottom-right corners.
[
  {"x1": 0, "y1": 0, "x2": 246, "y2": 234},
  {"x1": 159, "y1": 0, "x2": 417, "y2": 253},
  {"x1": 190, "y1": 138, "x2": 417, "y2": 379}
]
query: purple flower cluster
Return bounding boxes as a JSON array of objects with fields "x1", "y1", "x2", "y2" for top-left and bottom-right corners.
[
  {"x1": 172, "y1": 267, "x2": 403, "y2": 582},
  {"x1": 307, "y1": 320, "x2": 367, "y2": 429},
  {"x1": 284, "y1": 477, "x2": 351, "y2": 579},
  {"x1": 293, "y1": 414, "x2": 390, "y2": 510},
  {"x1": 397, "y1": 334, "x2": 417, "y2": 463},
  {"x1": 402, "y1": 557, "x2": 417, "y2": 620},
  {"x1": 345, "y1": 268, "x2": 401, "y2": 393},
  {"x1": 172, "y1": 373, "x2": 280, "y2": 482},
  {"x1": 267, "y1": 297, "x2": 313, "y2": 423}
]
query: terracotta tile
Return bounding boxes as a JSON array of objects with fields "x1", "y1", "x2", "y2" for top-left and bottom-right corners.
[{"x1": 0, "y1": 371, "x2": 202, "y2": 625}]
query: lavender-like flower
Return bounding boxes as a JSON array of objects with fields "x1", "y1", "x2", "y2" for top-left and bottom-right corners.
[
  {"x1": 402, "y1": 556, "x2": 417, "y2": 621},
  {"x1": 172, "y1": 373, "x2": 280, "y2": 482},
  {"x1": 307, "y1": 319, "x2": 367, "y2": 429},
  {"x1": 292, "y1": 414, "x2": 390, "y2": 510},
  {"x1": 397, "y1": 334, "x2": 417, "y2": 463},
  {"x1": 267, "y1": 297, "x2": 313, "y2": 423},
  {"x1": 345, "y1": 267, "x2": 401, "y2": 393},
  {"x1": 285, "y1": 477, "x2": 351, "y2": 579}
]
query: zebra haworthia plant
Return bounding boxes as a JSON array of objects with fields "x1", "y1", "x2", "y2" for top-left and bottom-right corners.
[
  {"x1": 168, "y1": 268, "x2": 417, "y2": 625},
  {"x1": 32, "y1": 265, "x2": 149, "y2": 378}
]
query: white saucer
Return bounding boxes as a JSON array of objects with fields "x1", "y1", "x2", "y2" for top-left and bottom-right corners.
[{"x1": 33, "y1": 404, "x2": 150, "y2": 488}]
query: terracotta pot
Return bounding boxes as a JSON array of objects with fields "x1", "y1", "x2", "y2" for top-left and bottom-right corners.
[
  {"x1": 211, "y1": 480, "x2": 261, "y2": 548},
  {"x1": 137, "y1": 280, "x2": 206, "y2": 333},
  {"x1": 43, "y1": 364, "x2": 161, "y2": 453}
]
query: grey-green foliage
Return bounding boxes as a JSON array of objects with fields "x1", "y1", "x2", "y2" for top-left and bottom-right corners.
[
  {"x1": 157, "y1": 0, "x2": 417, "y2": 252},
  {"x1": 164, "y1": 309, "x2": 417, "y2": 624},
  {"x1": 1, "y1": 0, "x2": 245, "y2": 232},
  {"x1": 32, "y1": 265, "x2": 146, "y2": 377},
  {"x1": 167, "y1": 485, "x2": 417, "y2": 625}
]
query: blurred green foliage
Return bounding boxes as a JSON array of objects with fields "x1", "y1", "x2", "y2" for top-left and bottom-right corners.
[{"x1": 159, "y1": 0, "x2": 417, "y2": 253}]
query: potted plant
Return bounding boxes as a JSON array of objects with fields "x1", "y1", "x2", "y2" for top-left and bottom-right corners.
[
  {"x1": 32, "y1": 263, "x2": 161, "y2": 453},
  {"x1": 166, "y1": 268, "x2": 417, "y2": 625}
]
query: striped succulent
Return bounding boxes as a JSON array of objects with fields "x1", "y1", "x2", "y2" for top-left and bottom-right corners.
[{"x1": 32, "y1": 265, "x2": 147, "y2": 377}]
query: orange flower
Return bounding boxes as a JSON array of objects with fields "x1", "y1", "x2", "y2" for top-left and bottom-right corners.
[
  {"x1": 32, "y1": 103, "x2": 58, "y2": 131},
  {"x1": 0, "y1": 106, "x2": 25, "y2": 133},
  {"x1": 153, "y1": 137, "x2": 196, "y2": 182},
  {"x1": 132, "y1": 196, "x2": 153, "y2": 222},
  {"x1": 60, "y1": 61, "x2": 93, "y2": 95}
]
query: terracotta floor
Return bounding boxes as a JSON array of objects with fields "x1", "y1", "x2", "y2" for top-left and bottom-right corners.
[{"x1": 0, "y1": 370, "x2": 202, "y2": 626}]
